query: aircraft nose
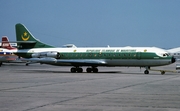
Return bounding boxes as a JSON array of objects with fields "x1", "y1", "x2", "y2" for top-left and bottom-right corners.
[{"x1": 171, "y1": 56, "x2": 176, "y2": 63}]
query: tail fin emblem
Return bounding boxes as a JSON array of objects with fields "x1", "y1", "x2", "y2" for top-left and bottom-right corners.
[{"x1": 21, "y1": 32, "x2": 30, "y2": 41}]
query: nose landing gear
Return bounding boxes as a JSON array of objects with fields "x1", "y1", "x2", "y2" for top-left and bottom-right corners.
[
  {"x1": 144, "y1": 66, "x2": 150, "y2": 74},
  {"x1": 144, "y1": 70, "x2": 149, "y2": 74}
]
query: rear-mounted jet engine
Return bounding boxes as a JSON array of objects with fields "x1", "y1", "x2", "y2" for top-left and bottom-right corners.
[{"x1": 31, "y1": 51, "x2": 60, "y2": 59}]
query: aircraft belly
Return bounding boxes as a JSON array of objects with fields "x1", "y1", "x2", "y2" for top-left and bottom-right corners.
[
  {"x1": 40, "y1": 59, "x2": 172, "y2": 67},
  {"x1": 105, "y1": 59, "x2": 171, "y2": 66}
]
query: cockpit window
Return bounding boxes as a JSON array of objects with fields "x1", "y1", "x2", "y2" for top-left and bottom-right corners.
[
  {"x1": 162, "y1": 53, "x2": 169, "y2": 57},
  {"x1": 161, "y1": 53, "x2": 169, "y2": 57},
  {"x1": 156, "y1": 52, "x2": 170, "y2": 57}
]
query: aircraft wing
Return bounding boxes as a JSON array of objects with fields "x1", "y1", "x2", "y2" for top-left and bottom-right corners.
[
  {"x1": 22, "y1": 58, "x2": 107, "y2": 66},
  {"x1": 56, "y1": 59, "x2": 107, "y2": 66}
]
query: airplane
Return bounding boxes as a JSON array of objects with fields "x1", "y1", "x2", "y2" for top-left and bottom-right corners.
[
  {"x1": 0, "y1": 50, "x2": 13, "y2": 66},
  {"x1": 166, "y1": 47, "x2": 180, "y2": 70},
  {"x1": 167, "y1": 47, "x2": 180, "y2": 59},
  {"x1": 14, "y1": 23, "x2": 176, "y2": 74},
  {"x1": 1, "y1": 36, "x2": 17, "y2": 50},
  {"x1": 0, "y1": 36, "x2": 22, "y2": 66}
]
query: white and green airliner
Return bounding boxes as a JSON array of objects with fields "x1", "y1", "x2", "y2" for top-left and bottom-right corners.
[{"x1": 15, "y1": 23, "x2": 176, "y2": 74}]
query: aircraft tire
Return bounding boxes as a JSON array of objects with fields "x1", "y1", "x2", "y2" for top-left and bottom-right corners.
[
  {"x1": 0, "y1": 62, "x2": 2, "y2": 67},
  {"x1": 92, "y1": 68, "x2": 98, "y2": 73},
  {"x1": 144, "y1": 70, "x2": 149, "y2": 74},
  {"x1": 77, "y1": 68, "x2": 83, "y2": 73},
  {"x1": 86, "y1": 68, "x2": 92, "y2": 73},
  {"x1": 71, "y1": 68, "x2": 76, "y2": 73}
]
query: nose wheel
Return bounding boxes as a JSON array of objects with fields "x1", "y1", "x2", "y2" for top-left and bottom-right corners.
[
  {"x1": 144, "y1": 70, "x2": 149, "y2": 74},
  {"x1": 144, "y1": 66, "x2": 150, "y2": 74}
]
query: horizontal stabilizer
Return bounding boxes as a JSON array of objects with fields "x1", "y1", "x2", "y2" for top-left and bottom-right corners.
[{"x1": 6, "y1": 41, "x2": 37, "y2": 43}]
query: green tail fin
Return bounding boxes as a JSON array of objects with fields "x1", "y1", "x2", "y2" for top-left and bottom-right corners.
[{"x1": 15, "y1": 23, "x2": 54, "y2": 49}]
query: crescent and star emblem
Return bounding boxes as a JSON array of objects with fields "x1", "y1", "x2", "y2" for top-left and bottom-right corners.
[{"x1": 21, "y1": 32, "x2": 30, "y2": 41}]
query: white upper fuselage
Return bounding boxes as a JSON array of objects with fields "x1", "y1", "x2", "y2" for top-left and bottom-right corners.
[{"x1": 17, "y1": 46, "x2": 169, "y2": 58}]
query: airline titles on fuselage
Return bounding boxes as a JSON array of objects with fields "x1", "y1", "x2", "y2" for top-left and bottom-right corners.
[{"x1": 86, "y1": 49, "x2": 137, "y2": 53}]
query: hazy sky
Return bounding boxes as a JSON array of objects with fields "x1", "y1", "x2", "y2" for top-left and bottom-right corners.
[{"x1": 0, "y1": 0, "x2": 180, "y2": 48}]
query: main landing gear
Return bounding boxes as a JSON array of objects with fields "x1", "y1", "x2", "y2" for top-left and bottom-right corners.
[
  {"x1": 86, "y1": 67, "x2": 98, "y2": 73},
  {"x1": 70, "y1": 67, "x2": 98, "y2": 73},
  {"x1": 71, "y1": 67, "x2": 83, "y2": 73}
]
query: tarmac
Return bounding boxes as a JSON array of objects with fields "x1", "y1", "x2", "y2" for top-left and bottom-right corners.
[{"x1": 0, "y1": 63, "x2": 180, "y2": 111}]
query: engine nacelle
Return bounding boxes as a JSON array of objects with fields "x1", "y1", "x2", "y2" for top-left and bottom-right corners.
[{"x1": 31, "y1": 51, "x2": 60, "y2": 58}]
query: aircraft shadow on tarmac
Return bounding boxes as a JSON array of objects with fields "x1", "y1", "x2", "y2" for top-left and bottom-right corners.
[
  {"x1": 2, "y1": 63, "x2": 178, "y2": 75},
  {"x1": 14, "y1": 69, "x2": 122, "y2": 74},
  {"x1": 13, "y1": 69, "x2": 178, "y2": 75}
]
